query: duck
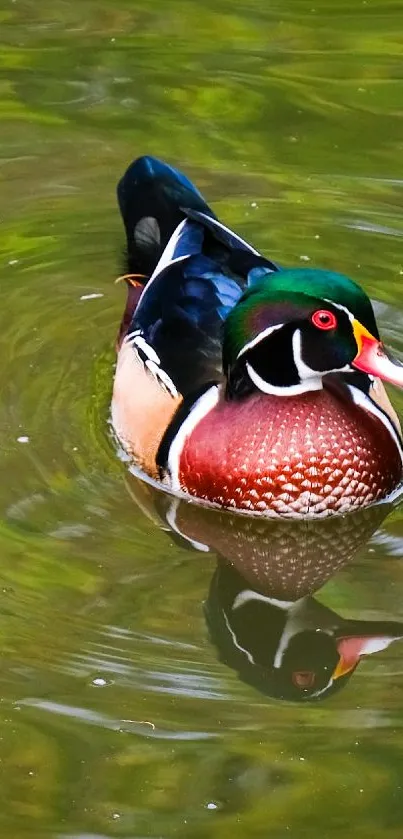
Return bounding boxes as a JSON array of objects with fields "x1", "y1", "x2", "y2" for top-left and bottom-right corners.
[{"x1": 112, "y1": 155, "x2": 403, "y2": 519}]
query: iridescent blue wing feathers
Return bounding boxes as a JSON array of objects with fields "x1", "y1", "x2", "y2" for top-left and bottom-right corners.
[{"x1": 118, "y1": 156, "x2": 280, "y2": 395}]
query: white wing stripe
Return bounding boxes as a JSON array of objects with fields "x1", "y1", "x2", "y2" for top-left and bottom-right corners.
[{"x1": 194, "y1": 210, "x2": 261, "y2": 256}]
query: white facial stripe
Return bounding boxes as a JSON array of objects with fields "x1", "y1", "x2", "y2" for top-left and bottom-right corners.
[
  {"x1": 323, "y1": 298, "x2": 354, "y2": 322},
  {"x1": 293, "y1": 327, "x2": 351, "y2": 379},
  {"x1": 292, "y1": 329, "x2": 323, "y2": 389},
  {"x1": 222, "y1": 611, "x2": 255, "y2": 665},
  {"x1": 232, "y1": 590, "x2": 296, "y2": 611},
  {"x1": 310, "y1": 679, "x2": 335, "y2": 699},
  {"x1": 246, "y1": 361, "x2": 322, "y2": 396},
  {"x1": 237, "y1": 323, "x2": 283, "y2": 359},
  {"x1": 273, "y1": 600, "x2": 313, "y2": 670},
  {"x1": 238, "y1": 306, "x2": 374, "y2": 397},
  {"x1": 166, "y1": 384, "x2": 221, "y2": 490},
  {"x1": 238, "y1": 301, "x2": 356, "y2": 364}
]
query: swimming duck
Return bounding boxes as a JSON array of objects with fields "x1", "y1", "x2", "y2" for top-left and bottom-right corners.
[{"x1": 112, "y1": 156, "x2": 403, "y2": 518}]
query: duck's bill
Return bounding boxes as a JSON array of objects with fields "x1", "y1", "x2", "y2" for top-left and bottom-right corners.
[
  {"x1": 333, "y1": 634, "x2": 403, "y2": 680},
  {"x1": 352, "y1": 319, "x2": 403, "y2": 387}
]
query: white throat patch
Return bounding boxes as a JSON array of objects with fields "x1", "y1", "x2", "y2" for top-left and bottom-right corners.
[{"x1": 243, "y1": 328, "x2": 323, "y2": 397}]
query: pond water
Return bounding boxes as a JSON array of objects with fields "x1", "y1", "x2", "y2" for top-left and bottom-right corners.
[{"x1": 2, "y1": 1, "x2": 403, "y2": 836}]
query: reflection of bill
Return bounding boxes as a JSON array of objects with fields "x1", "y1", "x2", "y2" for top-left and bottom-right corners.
[
  {"x1": 125, "y1": 472, "x2": 403, "y2": 702},
  {"x1": 206, "y1": 560, "x2": 403, "y2": 702}
]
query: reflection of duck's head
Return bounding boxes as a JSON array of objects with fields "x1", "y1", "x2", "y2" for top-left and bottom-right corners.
[
  {"x1": 206, "y1": 561, "x2": 403, "y2": 702},
  {"x1": 123, "y1": 473, "x2": 402, "y2": 700},
  {"x1": 132, "y1": 481, "x2": 389, "y2": 599}
]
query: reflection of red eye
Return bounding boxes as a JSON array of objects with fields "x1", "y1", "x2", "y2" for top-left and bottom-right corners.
[{"x1": 311, "y1": 309, "x2": 337, "y2": 331}]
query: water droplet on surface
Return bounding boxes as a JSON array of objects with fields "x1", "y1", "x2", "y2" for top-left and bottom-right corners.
[{"x1": 92, "y1": 678, "x2": 108, "y2": 687}]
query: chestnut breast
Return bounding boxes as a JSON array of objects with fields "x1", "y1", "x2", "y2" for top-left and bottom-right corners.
[
  {"x1": 178, "y1": 388, "x2": 402, "y2": 517},
  {"x1": 112, "y1": 342, "x2": 182, "y2": 477}
]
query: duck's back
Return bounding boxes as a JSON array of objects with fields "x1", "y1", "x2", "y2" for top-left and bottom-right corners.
[
  {"x1": 113, "y1": 156, "x2": 278, "y2": 473},
  {"x1": 117, "y1": 156, "x2": 278, "y2": 395}
]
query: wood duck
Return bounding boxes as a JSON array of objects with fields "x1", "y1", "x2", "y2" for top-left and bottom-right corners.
[{"x1": 112, "y1": 155, "x2": 403, "y2": 518}]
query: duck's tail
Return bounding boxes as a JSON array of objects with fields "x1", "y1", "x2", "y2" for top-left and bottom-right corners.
[{"x1": 117, "y1": 155, "x2": 216, "y2": 279}]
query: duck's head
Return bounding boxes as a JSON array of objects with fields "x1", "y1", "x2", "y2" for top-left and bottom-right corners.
[{"x1": 223, "y1": 268, "x2": 403, "y2": 397}]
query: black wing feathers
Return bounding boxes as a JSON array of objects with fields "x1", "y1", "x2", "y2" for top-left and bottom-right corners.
[{"x1": 117, "y1": 156, "x2": 280, "y2": 395}]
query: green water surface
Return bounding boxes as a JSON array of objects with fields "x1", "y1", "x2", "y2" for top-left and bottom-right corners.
[{"x1": 2, "y1": 1, "x2": 403, "y2": 837}]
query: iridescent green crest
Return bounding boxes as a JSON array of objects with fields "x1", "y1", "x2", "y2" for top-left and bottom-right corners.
[{"x1": 223, "y1": 268, "x2": 378, "y2": 367}]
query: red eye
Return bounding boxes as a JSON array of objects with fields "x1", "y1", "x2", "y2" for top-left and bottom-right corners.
[{"x1": 311, "y1": 309, "x2": 337, "y2": 331}]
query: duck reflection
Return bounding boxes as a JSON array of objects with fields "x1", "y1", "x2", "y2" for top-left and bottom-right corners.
[
  {"x1": 206, "y1": 559, "x2": 403, "y2": 701},
  {"x1": 126, "y1": 472, "x2": 403, "y2": 701}
]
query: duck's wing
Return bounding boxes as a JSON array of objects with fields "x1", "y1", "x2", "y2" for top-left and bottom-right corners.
[
  {"x1": 117, "y1": 155, "x2": 216, "y2": 278},
  {"x1": 127, "y1": 214, "x2": 279, "y2": 397}
]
